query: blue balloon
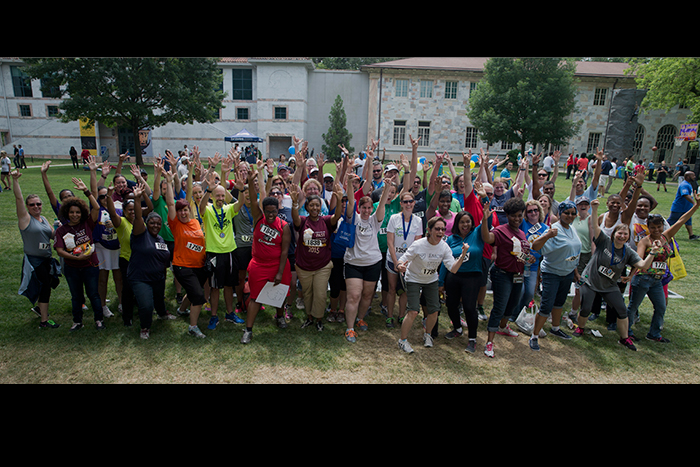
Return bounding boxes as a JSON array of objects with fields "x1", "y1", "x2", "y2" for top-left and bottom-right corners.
[
  {"x1": 288, "y1": 145, "x2": 295, "y2": 155},
  {"x1": 471, "y1": 154, "x2": 479, "y2": 163}
]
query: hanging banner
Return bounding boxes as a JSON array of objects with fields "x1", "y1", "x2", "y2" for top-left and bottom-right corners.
[
  {"x1": 680, "y1": 123, "x2": 698, "y2": 141},
  {"x1": 79, "y1": 118, "x2": 97, "y2": 156}
]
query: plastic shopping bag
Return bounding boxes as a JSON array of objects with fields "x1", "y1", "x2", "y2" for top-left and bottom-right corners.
[{"x1": 515, "y1": 300, "x2": 537, "y2": 335}]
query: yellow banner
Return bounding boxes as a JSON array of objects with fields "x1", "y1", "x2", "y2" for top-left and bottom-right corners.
[{"x1": 79, "y1": 118, "x2": 97, "y2": 156}]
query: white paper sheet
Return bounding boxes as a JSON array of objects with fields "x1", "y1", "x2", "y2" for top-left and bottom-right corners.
[{"x1": 255, "y1": 282, "x2": 289, "y2": 308}]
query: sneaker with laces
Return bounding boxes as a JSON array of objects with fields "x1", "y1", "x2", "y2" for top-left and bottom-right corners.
[
  {"x1": 529, "y1": 336, "x2": 540, "y2": 351},
  {"x1": 356, "y1": 319, "x2": 368, "y2": 331},
  {"x1": 398, "y1": 339, "x2": 414, "y2": 353},
  {"x1": 188, "y1": 325, "x2": 205, "y2": 338},
  {"x1": 336, "y1": 310, "x2": 345, "y2": 323},
  {"x1": 95, "y1": 320, "x2": 106, "y2": 330},
  {"x1": 573, "y1": 327, "x2": 585, "y2": 337},
  {"x1": 550, "y1": 328, "x2": 572, "y2": 340},
  {"x1": 70, "y1": 322, "x2": 84, "y2": 332},
  {"x1": 477, "y1": 305, "x2": 488, "y2": 321},
  {"x1": 465, "y1": 339, "x2": 476, "y2": 354},
  {"x1": 646, "y1": 335, "x2": 670, "y2": 343},
  {"x1": 140, "y1": 328, "x2": 150, "y2": 339},
  {"x1": 276, "y1": 315, "x2": 288, "y2": 329},
  {"x1": 423, "y1": 332, "x2": 434, "y2": 348},
  {"x1": 158, "y1": 312, "x2": 177, "y2": 320},
  {"x1": 241, "y1": 330, "x2": 253, "y2": 344},
  {"x1": 39, "y1": 319, "x2": 59, "y2": 329},
  {"x1": 225, "y1": 312, "x2": 245, "y2": 324},
  {"x1": 316, "y1": 320, "x2": 324, "y2": 332},
  {"x1": 619, "y1": 336, "x2": 637, "y2": 351},
  {"x1": 301, "y1": 317, "x2": 314, "y2": 329},
  {"x1": 345, "y1": 329, "x2": 357, "y2": 343},
  {"x1": 385, "y1": 317, "x2": 395, "y2": 328},
  {"x1": 484, "y1": 341, "x2": 495, "y2": 358},
  {"x1": 445, "y1": 329, "x2": 463, "y2": 339},
  {"x1": 31, "y1": 305, "x2": 42, "y2": 317},
  {"x1": 295, "y1": 297, "x2": 305, "y2": 310},
  {"x1": 207, "y1": 315, "x2": 219, "y2": 330},
  {"x1": 496, "y1": 325, "x2": 518, "y2": 337},
  {"x1": 102, "y1": 305, "x2": 114, "y2": 318}
]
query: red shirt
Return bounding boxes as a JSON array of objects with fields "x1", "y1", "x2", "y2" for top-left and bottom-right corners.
[
  {"x1": 492, "y1": 223, "x2": 530, "y2": 273},
  {"x1": 252, "y1": 216, "x2": 287, "y2": 263}
]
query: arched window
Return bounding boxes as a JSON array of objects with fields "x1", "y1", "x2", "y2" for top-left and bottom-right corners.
[
  {"x1": 654, "y1": 124, "x2": 677, "y2": 163},
  {"x1": 632, "y1": 124, "x2": 645, "y2": 157}
]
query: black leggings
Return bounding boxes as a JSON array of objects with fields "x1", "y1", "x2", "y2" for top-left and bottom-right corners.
[
  {"x1": 580, "y1": 283, "x2": 628, "y2": 321},
  {"x1": 444, "y1": 270, "x2": 481, "y2": 339}
]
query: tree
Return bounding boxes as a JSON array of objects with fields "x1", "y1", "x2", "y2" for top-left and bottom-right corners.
[
  {"x1": 467, "y1": 57, "x2": 581, "y2": 153},
  {"x1": 311, "y1": 57, "x2": 406, "y2": 70},
  {"x1": 321, "y1": 95, "x2": 353, "y2": 161},
  {"x1": 21, "y1": 57, "x2": 225, "y2": 166},
  {"x1": 626, "y1": 57, "x2": 700, "y2": 124}
]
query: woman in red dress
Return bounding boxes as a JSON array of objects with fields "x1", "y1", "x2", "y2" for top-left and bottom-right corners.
[{"x1": 241, "y1": 166, "x2": 291, "y2": 344}]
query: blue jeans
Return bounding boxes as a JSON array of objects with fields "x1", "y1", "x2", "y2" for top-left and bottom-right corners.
[
  {"x1": 130, "y1": 279, "x2": 167, "y2": 330},
  {"x1": 539, "y1": 270, "x2": 575, "y2": 317},
  {"x1": 488, "y1": 267, "x2": 523, "y2": 333},
  {"x1": 514, "y1": 267, "x2": 538, "y2": 320},
  {"x1": 63, "y1": 264, "x2": 103, "y2": 324},
  {"x1": 626, "y1": 274, "x2": 666, "y2": 338}
]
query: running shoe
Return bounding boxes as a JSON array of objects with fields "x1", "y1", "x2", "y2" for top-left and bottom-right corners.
[
  {"x1": 464, "y1": 339, "x2": 476, "y2": 354},
  {"x1": 398, "y1": 339, "x2": 414, "y2": 354},
  {"x1": 496, "y1": 325, "x2": 518, "y2": 337},
  {"x1": 619, "y1": 337, "x2": 637, "y2": 351},
  {"x1": 207, "y1": 315, "x2": 219, "y2": 330},
  {"x1": 484, "y1": 341, "x2": 495, "y2": 358},
  {"x1": 529, "y1": 336, "x2": 540, "y2": 351},
  {"x1": 356, "y1": 319, "x2": 368, "y2": 331},
  {"x1": 646, "y1": 335, "x2": 670, "y2": 343},
  {"x1": 345, "y1": 329, "x2": 357, "y2": 343},
  {"x1": 188, "y1": 325, "x2": 205, "y2": 338},
  {"x1": 423, "y1": 333, "x2": 434, "y2": 348},
  {"x1": 225, "y1": 312, "x2": 245, "y2": 324},
  {"x1": 39, "y1": 319, "x2": 59, "y2": 329}
]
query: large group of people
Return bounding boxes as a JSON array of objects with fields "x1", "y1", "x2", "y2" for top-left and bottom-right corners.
[{"x1": 10, "y1": 138, "x2": 699, "y2": 358}]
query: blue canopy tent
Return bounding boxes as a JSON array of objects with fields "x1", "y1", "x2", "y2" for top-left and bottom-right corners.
[
  {"x1": 224, "y1": 128, "x2": 263, "y2": 143},
  {"x1": 225, "y1": 129, "x2": 263, "y2": 163}
]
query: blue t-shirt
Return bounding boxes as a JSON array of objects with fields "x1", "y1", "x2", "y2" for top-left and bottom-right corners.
[
  {"x1": 439, "y1": 225, "x2": 485, "y2": 286},
  {"x1": 127, "y1": 229, "x2": 171, "y2": 282},
  {"x1": 539, "y1": 221, "x2": 582, "y2": 276},
  {"x1": 520, "y1": 220, "x2": 548, "y2": 272},
  {"x1": 671, "y1": 180, "x2": 694, "y2": 213}
]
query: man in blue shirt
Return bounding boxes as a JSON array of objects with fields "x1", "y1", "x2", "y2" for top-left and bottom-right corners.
[{"x1": 668, "y1": 171, "x2": 699, "y2": 240}]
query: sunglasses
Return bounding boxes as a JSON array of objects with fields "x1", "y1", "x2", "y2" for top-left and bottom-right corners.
[
  {"x1": 402, "y1": 199, "x2": 415, "y2": 204},
  {"x1": 433, "y1": 227, "x2": 446, "y2": 231},
  {"x1": 526, "y1": 208, "x2": 539, "y2": 214},
  {"x1": 270, "y1": 191, "x2": 283, "y2": 196},
  {"x1": 28, "y1": 202, "x2": 42, "y2": 207}
]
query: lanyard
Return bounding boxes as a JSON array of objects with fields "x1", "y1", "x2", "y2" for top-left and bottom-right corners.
[
  {"x1": 610, "y1": 244, "x2": 625, "y2": 266},
  {"x1": 402, "y1": 214, "x2": 413, "y2": 241},
  {"x1": 214, "y1": 205, "x2": 226, "y2": 232},
  {"x1": 242, "y1": 205, "x2": 253, "y2": 225}
]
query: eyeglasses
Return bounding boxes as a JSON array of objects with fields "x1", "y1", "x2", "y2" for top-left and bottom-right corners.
[
  {"x1": 433, "y1": 227, "x2": 446, "y2": 231},
  {"x1": 373, "y1": 169, "x2": 382, "y2": 173},
  {"x1": 270, "y1": 191, "x2": 283, "y2": 196},
  {"x1": 538, "y1": 173, "x2": 547, "y2": 177},
  {"x1": 526, "y1": 208, "x2": 539, "y2": 214},
  {"x1": 402, "y1": 199, "x2": 415, "y2": 204},
  {"x1": 28, "y1": 202, "x2": 42, "y2": 207}
]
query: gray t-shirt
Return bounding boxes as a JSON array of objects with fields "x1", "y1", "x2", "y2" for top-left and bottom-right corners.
[
  {"x1": 581, "y1": 230, "x2": 641, "y2": 293},
  {"x1": 20, "y1": 215, "x2": 54, "y2": 258}
]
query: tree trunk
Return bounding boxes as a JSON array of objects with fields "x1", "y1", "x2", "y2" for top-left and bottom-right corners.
[{"x1": 132, "y1": 122, "x2": 144, "y2": 167}]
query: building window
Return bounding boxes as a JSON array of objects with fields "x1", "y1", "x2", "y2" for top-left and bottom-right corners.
[
  {"x1": 469, "y1": 82, "x2": 477, "y2": 97},
  {"x1": 395, "y1": 79, "x2": 408, "y2": 98},
  {"x1": 232, "y1": 69, "x2": 252, "y2": 100},
  {"x1": 594, "y1": 88, "x2": 607, "y2": 106},
  {"x1": 11, "y1": 66, "x2": 32, "y2": 97},
  {"x1": 19, "y1": 104, "x2": 32, "y2": 117},
  {"x1": 418, "y1": 121, "x2": 430, "y2": 146},
  {"x1": 237, "y1": 107, "x2": 249, "y2": 120},
  {"x1": 47, "y1": 105, "x2": 60, "y2": 117},
  {"x1": 393, "y1": 120, "x2": 406, "y2": 146},
  {"x1": 501, "y1": 141, "x2": 514, "y2": 151},
  {"x1": 632, "y1": 124, "x2": 645, "y2": 156},
  {"x1": 586, "y1": 132, "x2": 602, "y2": 153},
  {"x1": 465, "y1": 127, "x2": 478, "y2": 148},
  {"x1": 420, "y1": 80, "x2": 433, "y2": 98},
  {"x1": 445, "y1": 81, "x2": 458, "y2": 99},
  {"x1": 274, "y1": 106, "x2": 287, "y2": 120}
]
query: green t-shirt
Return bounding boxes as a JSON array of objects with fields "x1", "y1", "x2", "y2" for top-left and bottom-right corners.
[
  {"x1": 151, "y1": 196, "x2": 174, "y2": 242},
  {"x1": 202, "y1": 202, "x2": 238, "y2": 253},
  {"x1": 372, "y1": 196, "x2": 401, "y2": 252}
]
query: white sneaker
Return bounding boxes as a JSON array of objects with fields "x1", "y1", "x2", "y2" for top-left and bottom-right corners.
[
  {"x1": 423, "y1": 332, "x2": 434, "y2": 348},
  {"x1": 496, "y1": 325, "x2": 519, "y2": 337},
  {"x1": 398, "y1": 339, "x2": 414, "y2": 354},
  {"x1": 484, "y1": 341, "x2": 495, "y2": 358},
  {"x1": 102, "y1": 305, "x2": 114, "y2": 318},
  {"x1": 295, "y1": 297, "x2": 305, "y2": 310}
]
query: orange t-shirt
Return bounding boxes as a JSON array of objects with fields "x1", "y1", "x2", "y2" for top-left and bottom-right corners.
[{"x1": 168, "y1": 216, "x2": 206, "y2": 268}]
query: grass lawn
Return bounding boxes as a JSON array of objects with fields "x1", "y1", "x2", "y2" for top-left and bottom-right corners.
[{"x1": 1, "y1": 159, "x2": 700, "y2": 384}]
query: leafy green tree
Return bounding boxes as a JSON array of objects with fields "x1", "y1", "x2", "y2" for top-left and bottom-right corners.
[
  {"x1": 322, "y1": 95, "x2": 353, "y2": 161},
  {"x1": 626, "y1": 57, "x2": 700, "y2": 124},
  {"x1": 467, "y1": 57, "x2": 581, "y2": 153},
  {"x1": 311, "y1": 57, "x2": 406, "y2": 70},
  {"x1": 21, "y1": 57, "x2": 225, "y2": 165}
]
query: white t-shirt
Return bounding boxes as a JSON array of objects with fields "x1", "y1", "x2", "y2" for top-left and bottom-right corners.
[
  {"x1": 344, "y1": 212, "x2": 382, "y2": 267},
  {"x1": 385, "y1": 212, "x2": 423, "y2": 266},
  {"x1": 401, "y1": 237, "x2": 457, "y2": 284},
  {"x1": 1, "y1": 156, "x2": 10, "y2": 172}
]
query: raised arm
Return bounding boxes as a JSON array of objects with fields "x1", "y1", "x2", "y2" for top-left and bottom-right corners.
[
  {"x1": 481, "y1": 199, "x2": 496, "y2": 245},
  {"x1": 12, "y1": 171, "x2": 31, "y2": 230}
]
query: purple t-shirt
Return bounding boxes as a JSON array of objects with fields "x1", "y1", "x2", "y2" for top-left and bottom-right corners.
[{"x1": 295, "y1": 215, "x2": 334, "y2": 271}]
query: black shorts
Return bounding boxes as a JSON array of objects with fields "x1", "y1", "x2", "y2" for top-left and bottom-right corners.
[
  {"x1": 344, "y1": 260, "x2": 382, "y2": 283},
  {"x1": 173, "y1": 266, "x2": 210, "y2": 306},
  {"x1": 233, "y1": 246, "x2": 252, "y2": 274},
  {"x1": 206, "y1": 251, "x2": 239, "y2": 289}
]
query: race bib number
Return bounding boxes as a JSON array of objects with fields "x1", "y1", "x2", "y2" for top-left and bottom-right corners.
[
  {"x1": 651, "y1": 261, "x2": 666, "y2": 270},
  {"x1": 598, "y1": 265, "x2": 615, "y2": 279},
  {"x1": 186, "y1": 242, "x2": 203, "y2": 253},
  {"x1": 422, "y1": 268, "x2": 437, "y2": 275},
  {"x1": 38, "y1": 242, "x2": 51, "y2": 250},
  {"x1": 155, "y1": 242, "x2": 169, "y2": 251}
]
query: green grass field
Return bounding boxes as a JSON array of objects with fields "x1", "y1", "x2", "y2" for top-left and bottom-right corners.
[{"x1": 1, "y1": 160, "x2": 699, "y2": 384}]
